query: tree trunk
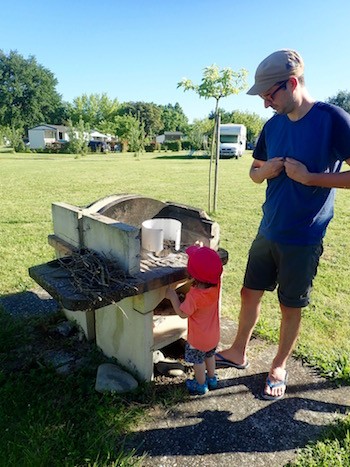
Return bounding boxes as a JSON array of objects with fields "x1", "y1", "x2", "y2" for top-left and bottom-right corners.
[
  {"x1": 208, "y1": 99, "x2": 220, "y2": 212},
  {"x1": 213, "y1": 112, "x2": 221, "y2": 211}
]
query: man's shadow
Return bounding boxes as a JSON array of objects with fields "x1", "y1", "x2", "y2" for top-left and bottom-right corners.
[{"x1": 126, "y1": 372, "x2": 349, "y2": 457}]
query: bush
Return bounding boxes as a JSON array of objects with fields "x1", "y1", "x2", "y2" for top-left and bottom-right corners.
[
  {"x1": 14, "y1": 141, "x2": 26, "y2": 153},
  {"x1": 145, "y1": 142, "x2": 163, "y2": 152},
  {"x1": 45, "y1": 142, "x2": 69, "y2": 153},
  {"x1": 165, "y1": 141, "x2": 181, "y2": 151},
  {"x1": 2, "y1": 125, "x2": 26, "y2": 153},
  {"x1": 145, "y1": 142, "x2": 155, "y2": 152},
  {"x1": 182, "y1": 141, "x2": 192, "y2": 150}
]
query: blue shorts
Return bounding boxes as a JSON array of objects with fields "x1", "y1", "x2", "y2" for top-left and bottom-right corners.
[
  {"x1": 243, "y1": 234, "x2": 323, "y2": 308},
  {"x1": 185, "y1": 342, "x2": 216, "y2": 364}
]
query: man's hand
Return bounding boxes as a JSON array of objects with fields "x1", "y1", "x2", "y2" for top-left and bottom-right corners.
[
  {"x1": 264, "y1": 157, "x2": 285, "y2": 179},
  {"x1": 284, "y1": 157, "x2": 310, "y2": 184},
  {"x1": 250, "y1": 157, "x2": 285, "y2": 183}
]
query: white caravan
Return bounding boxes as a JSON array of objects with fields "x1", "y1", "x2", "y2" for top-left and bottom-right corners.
[{"x1": 219, "y1": 123, "x2": 247, "y2": 159}]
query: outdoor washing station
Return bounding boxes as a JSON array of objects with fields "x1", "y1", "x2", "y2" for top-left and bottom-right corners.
[{"x1": 29, "y1": 194, "x2": 228, "y2": 381}]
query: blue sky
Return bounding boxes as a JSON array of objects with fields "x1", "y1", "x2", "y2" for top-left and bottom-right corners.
[{"x1": 1, "y1": 0, "x2": 350, "y2": 123}]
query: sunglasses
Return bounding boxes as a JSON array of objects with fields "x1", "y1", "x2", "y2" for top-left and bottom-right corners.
[{"x1": 260, "y1": 80, "x2": 289, "y2": 102}]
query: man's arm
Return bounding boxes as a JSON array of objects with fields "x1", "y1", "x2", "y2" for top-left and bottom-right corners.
[
  {"x1": 285, "y1": 157, "x2": 350, "y2": 188},
  {"x1": 250, "y1": 157, "x2": 285, "y2": 184}
]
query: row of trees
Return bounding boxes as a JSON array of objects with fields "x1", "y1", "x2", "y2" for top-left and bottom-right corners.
[
  {"x1": 3, "y1": 49, "x2": 349, "y2": 157},
  {"x1": 0, "y1": 50, "x2": 266, "y2": 153},
  {"x1": 2, "y1": 49, "x2": 350, "y2": 212}
]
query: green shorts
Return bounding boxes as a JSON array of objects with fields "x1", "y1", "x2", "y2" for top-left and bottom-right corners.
[{"x1": 243, "y1": 234, "x2": 323, "y2": 308}]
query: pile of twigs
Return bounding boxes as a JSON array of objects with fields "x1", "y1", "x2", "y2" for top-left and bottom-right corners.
[{"x1": 58, "y1": 249, "x2": 138, "y2": 305}]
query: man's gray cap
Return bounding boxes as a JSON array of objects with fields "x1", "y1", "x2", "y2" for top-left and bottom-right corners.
[{"x1": 247, "y1": 49, "x2": 304, "y2": 95}]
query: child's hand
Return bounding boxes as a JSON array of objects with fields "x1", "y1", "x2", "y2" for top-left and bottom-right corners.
[
  {"x1": 165, "y1": 286, "x2": 176, "y2": 300},
  {"x1": 165, "y1": 286, "x2": 187, "y2": 319}
]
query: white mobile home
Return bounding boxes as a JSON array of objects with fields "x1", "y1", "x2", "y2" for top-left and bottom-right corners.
[
  {"x1": 28, "y1": 124, "x2": 70, "y2": 149},
  {"x1": 219, "y1": 124, "x2": 247, "y2": 159}
]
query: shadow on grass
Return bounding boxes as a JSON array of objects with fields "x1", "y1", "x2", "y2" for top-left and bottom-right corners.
[
  {"x1": 0, "y1": 296, "x2": 149, "y2": 466},
  {"x1": 0, "y1": 288, "x2": 59, "y2": 319},
  {"x1": 154, "y1": 154, "x2": 211, "y2": 160}
]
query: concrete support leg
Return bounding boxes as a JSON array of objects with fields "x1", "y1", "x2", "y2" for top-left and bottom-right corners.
[
  {"x1": 63, "y1": 308, "x2": 96, "y2": 341},
  {"x1": 95, "y1": 298, "x2": 154, "y2": 381}
]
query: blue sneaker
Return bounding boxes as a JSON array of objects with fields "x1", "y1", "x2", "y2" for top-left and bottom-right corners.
[
  {"x1": 186, "y1": 378, "x2": 209, "y2": 395},
  {"x1": 206, "y1": 374, "x2": 218, "y2": 390}
]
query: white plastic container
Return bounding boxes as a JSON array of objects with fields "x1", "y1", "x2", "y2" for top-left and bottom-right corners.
[{"x1": 141, "y1": 218, "x2": 181, "y2": 253}]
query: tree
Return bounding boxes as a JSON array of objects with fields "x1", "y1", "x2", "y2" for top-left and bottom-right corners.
[
  {"x1": 230, "y1": 110, "x2": 266, "y2": 143},
  {"x1": 160, "y1": 103, "x2": 189, "y2": 133},
  {"x1": 112, "y1": 114, "x2": 141, "y2": 152},
  {"x1": 327, "y1": 90, "x2": 350, "y2": 114},
  {"x1": 0, "y1": 50, "x2": 64, "y2": 132},
  {"x1": 65, "y1": 118, "x2": 88, "y2": 156},
  {"x1": 178, "y1": 64, "x2": 248, "y2": 211},
  {"x1": 187, "y1": 118, "x2": 214, "y2": 150},
  {"x1": 2, "y1": 125, "x2": 26, "y2": 152},
  {"x1": 68, "y1": 93, "x2": 120, "y2": 128},
  {"x1": 118, "y1": 102, "x2": 163, "y2": 138},
  {"x1": 128, "y1": 119, "x2": 146, "y2": 155},
  {"x1": 209, "y1": 107, "x2": 232, "y2": 123}
]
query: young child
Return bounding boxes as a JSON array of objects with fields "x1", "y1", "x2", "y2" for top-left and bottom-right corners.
[{"x1": 165, "y1": 245, "x2": 223, "y2": 395}]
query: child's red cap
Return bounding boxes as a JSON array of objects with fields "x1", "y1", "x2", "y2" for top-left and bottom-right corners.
[{"x1": 186, "y1": 245, "x2": 223, "y2": 284}]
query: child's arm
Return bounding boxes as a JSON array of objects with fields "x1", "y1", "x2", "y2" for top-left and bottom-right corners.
[{"x1": 165, "y1": 287, "x2": 188, "y2": 319}]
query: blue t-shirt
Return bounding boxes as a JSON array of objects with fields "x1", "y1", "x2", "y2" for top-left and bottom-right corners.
[{"x1": 254, "y1": 102, "x2": 350, "y2": 245}]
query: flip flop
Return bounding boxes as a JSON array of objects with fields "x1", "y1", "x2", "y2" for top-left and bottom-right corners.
[
  {"x1": 261, "y1": 371, "x2": 288, "y2": 400},
  {"x1": 215, "y1": 352, "x2": 250, "y2": 369}
]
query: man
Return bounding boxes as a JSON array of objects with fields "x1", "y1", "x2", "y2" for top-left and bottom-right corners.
[{"x1": 216, "y1": 49, "x2": 350, "y2": 400}]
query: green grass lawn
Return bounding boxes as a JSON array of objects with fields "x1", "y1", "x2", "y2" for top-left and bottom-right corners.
[{"x1": 0, "y1": 149, "x2": 349, "y2": 465}]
